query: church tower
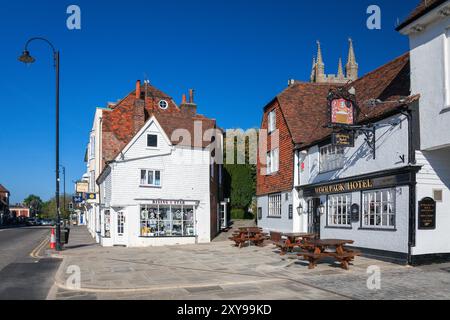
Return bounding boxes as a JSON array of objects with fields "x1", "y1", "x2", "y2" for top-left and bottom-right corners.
[{"x1": 310, "y1": 39, "x2": 358, "y2": 84}]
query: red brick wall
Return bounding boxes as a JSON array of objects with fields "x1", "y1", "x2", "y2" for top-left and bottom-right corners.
[{"x1": 257, "y1": 100, "x2": 294, "y2": 196}]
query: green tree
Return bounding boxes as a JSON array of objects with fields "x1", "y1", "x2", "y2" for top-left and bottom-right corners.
[
  {"x1": 223, "y1": 130, "x2": 257, "y2": 220},
  {"x1": 40, "y1": 194, "x2": 73, "y2": 219},
  {"x1": 23, "y1": 195, "x2": 43, "y2": 217}
]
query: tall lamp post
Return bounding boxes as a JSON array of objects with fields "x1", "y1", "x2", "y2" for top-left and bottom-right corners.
[
  {"x1": 18, "y1": 37, "x2": 61, "y2": 251},
  {"x1": 60, "y1": 165, "x2": 66, "y2": 214}
]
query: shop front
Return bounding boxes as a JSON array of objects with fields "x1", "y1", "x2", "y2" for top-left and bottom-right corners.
[
  {"x1": 100, "y1": 199, "x2": 201, "y2": 247},
  {"x1": 298, "y1": 166, "x2": 421, "y2": 263}
]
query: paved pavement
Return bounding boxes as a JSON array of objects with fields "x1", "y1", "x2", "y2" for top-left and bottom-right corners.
[
  {"x1": 0, "y1": 226, "x2": 62, "y2": 300},
  {"x1": 48, "y1": 226, "x2": 450, "y2": 300}
]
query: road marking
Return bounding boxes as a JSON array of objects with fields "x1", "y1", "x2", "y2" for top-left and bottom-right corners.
[{"x1": 30, "y1": 237, "x2": 50, "y2": 259}]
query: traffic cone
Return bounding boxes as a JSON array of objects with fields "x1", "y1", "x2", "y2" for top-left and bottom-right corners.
[{"x1": 50, "y1": 228, "x2": 56, "y2": 250}]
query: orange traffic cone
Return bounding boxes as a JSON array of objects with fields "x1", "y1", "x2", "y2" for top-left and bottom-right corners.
[{"x1": 50, "y1": 228, "x2": 56, "y2": 250}]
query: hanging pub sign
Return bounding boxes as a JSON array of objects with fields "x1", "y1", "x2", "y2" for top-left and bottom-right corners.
[
  {"x1": 327, "y1": 87, "x2": 359, "y2": 127},
  {"x1": 418, "y1": 197, "x2": 436, "y2": 230},
  {"x1": 332, "y1": 131, "x2": 355, "y2": 147}
]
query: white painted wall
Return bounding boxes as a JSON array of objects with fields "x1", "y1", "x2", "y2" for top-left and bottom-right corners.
[
  {"x1": 98, "y1": 117, "x2": 213, "y2": 246},
  {"x1": 257, "y1": 192, "x2": 295, "y2": 234},
  {"x1": 408, "y1": 9, "x2": 450, "y2": 150},
  {"x1": 299, "y1": 114, "x2": 409, "y2": 186},
  {"x1": 414, "y1": 148, "x2": 450, "y2": 255}
]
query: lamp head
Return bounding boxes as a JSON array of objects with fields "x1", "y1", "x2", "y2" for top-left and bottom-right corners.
[{"x1": 18, "y1": 50, "x2": 35, "y2": 64}]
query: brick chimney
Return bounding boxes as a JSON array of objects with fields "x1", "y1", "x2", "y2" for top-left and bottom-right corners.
[
  {"x1": 133, "y1": 80, "x2": 145, "y2": 134},
  {"x1": 135, "y1": 80, "x2": 141, "y2": 99},
  {"x1": 180, "y1": 89, "x2": 197, "y2": 116}
]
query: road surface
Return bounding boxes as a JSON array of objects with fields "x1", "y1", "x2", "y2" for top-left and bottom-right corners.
[{"x1": 0, "y1": 226, "x2": 61, "y2": 300}]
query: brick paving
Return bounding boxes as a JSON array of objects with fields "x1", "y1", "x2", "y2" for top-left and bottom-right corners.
[{"x1": 47, "y1": 226, "x2": 450, "y2": 300}]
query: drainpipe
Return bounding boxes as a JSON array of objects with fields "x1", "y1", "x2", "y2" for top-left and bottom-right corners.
[{"x1": 401, "y1": 109, "x2": 416, "y2": 265}]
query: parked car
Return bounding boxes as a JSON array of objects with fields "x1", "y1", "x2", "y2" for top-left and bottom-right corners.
[
  {"x1": 26, "y1": 218, "x2": 39, "y2": 226},
  {"x1": 41, "y1": 219, "x2": 55, "y2": 226}
]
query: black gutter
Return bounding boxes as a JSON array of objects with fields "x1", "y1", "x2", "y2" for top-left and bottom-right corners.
[{"x1": 396, "y1": 0, "x2": 448, "y2": 31}]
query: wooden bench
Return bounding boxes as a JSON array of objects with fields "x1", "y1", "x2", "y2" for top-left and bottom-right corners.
[{"x1": 298, "y1": 250, "x2": 361, "y2": 270}]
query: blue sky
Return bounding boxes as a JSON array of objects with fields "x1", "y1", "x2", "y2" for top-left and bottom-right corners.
[{"x1": 0, "y1": 0, "x2": 416, "y2": 203}]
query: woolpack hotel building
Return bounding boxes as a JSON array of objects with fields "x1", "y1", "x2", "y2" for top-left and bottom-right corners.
[{"x1": 257, "y1": 0, "x2": 450, "y2": 265}]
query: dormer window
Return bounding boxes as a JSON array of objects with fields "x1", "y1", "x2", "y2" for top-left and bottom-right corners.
[
  {"x1": 147, "y1": 134, "x2": 158, "y2": 148},
  {"x1": 268, "y1": 110, "x2": 276, "y2": 133},
  {"x1": 159, "y1": 100, "x2": 168, "y2": 110}
]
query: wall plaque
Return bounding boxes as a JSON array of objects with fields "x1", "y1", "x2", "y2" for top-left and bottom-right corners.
[{"x1": 418, "y1": 197, "x2": 436, "y2": 230}]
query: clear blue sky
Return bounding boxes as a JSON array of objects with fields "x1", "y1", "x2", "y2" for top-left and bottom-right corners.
[{"x1": 0, "y1": 0, "x2": 416, "y2": 203}]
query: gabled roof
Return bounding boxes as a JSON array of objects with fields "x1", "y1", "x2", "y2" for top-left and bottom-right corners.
[
  {"x1": 0, "y1": 184, "x2": 9, "y2": 194},
  {"x1": 396, "y1": 0, "x2": 448, "y2": 31},
  {"x1": 273, "y1": 53, "x2": 418, "y2": 148},
  {"x1": 101, "y1": 83, "x2": 218, "y2": 167}
]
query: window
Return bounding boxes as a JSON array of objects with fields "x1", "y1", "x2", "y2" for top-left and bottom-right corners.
[
  {"x1": 268, "y1": 110, "x2": 276, "y2": 133},
  {"x1": 288, "y1": 205, "x2": 293, "y2": 220},
  {"x1": 362, "y1": 189, "x2": 396, "y2": 229},
  {"x1": 140, "y1": 170, "x2": 161, "y2": 187},
  {"x1": 266, "y1": 148, "x2": 279, "y2": 175},
  {"x1": 433, "y1": 189, "x2": 443, "y2": 202},
  {"x1": 268, "y1": 194, "x2": 282, "y2": 217},
  {"x1": 159, "y1": 100, "x2": 168, "y2": 110},
  {"x1": 140, "y1": 204, "x2": 195, "y2": 237},
  {"x1": 320, "y1": 145, "x2": 345, "y2": 172},
  {"x1": 147, "y1": 134, "x2": 158, "y2": 148},
  {"x1": 327, "y1": 194, "x2": 351, "y2": 227},
  {"x1": 89, "y1": 171, "x2": 95, "y2": 193},
  {"x1": 89, "y1": 135, "x2": 95, "y2": 159},
  {"x1": 104, "y1": 210, "x2": 111, "y2": 238},
  {"x1": 257, "y1": 207, "x2": 262, "y2": 220}
]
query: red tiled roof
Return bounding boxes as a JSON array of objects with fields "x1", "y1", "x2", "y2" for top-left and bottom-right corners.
[
  {"x1": 274, "y1": 53, "x2": 418, "y2": 148},
  {"x1": 0, "y1": 184, "x2": 9, "y2": 193},
  {"x1": 101, "y1": 84, "x2": 218, "y2": 167},
  {"x1": 396, "y1": 0, "x2": 448, "y2": 31}
]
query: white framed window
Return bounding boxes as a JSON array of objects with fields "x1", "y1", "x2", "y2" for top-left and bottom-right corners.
[
  {"x1": 319, "y1": 144, "x2": 345, "y2": 173},
  {"x1": 140, "y1": 169, "x2": 162, "y2": 187},
  {"x1": 268, "y1": 110, "x2": 276, "y2": 133},
  {"x1": 89, "y1": 171, "x2": 95, "y2": 193},
  {"x1": 362, "y1": 189, "x2": 396, "y2": 229},
  {"x1": 159, "y1": 100, "x2": 169, "y2": 110},
  {"x1": 268, "y1": 193, "x2": 282, "y2": 217},
  {"x1": 89, "y1": 135, "x2": 95, "y2": 159},
  {"x1": 327, "y1": 194, "x2": 351, "y2": 227},
  {"x1": 147, "y1": 134, "x2": 158, "y2": 148},
  {"x1": 266, "y1": 148, "x2": 279, "y2": 175}
]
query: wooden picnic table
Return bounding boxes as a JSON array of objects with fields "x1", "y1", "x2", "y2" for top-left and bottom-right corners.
[
  {"x1": 273, "y1": 233, "x2": 315, "y2": 255},
  {"x1": 229, "y1": 228, "x2": 267, "y2": 248},
  {"x1": 298, "y1": 239, "x2": 361, "y2": 270}
]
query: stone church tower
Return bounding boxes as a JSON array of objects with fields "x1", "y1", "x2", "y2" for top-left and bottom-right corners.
[{"x1": 310, "y1": 39, "x2": 358, "y2": 84}]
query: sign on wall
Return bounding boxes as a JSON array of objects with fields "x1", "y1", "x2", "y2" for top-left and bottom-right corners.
[
  {"x1": 327, "y1": 87, "x2": 359, "y2": 127},
  {"x1": 418, "y1": 197, "x2": 436, "y2": 230}
]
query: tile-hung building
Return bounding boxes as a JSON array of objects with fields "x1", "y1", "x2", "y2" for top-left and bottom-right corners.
[
  {"x1": 257, "y1": 33, "x2": 450, "y2": 264},
  {"x1": 83, "y1": 81, "x2": 224, "y2": 247},
  {"x1": 0, "y1": 184, "x2": 10, "y2": 225}
]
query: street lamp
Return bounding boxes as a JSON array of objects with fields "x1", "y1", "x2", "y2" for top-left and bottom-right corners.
[{"x1": 19, "y1": 37, "x2": 62, "y2": 251}]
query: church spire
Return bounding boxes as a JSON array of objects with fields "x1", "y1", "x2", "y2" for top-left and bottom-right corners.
[
  {"x1": 315, "y1": 41, "x2": 325, "y2": 82},
  {"x1": 346, "y1": 38, "x2": 358, "y2": 80},
  {"x1": 337, "y1": 58, "x2": 344, "y2": 79}
]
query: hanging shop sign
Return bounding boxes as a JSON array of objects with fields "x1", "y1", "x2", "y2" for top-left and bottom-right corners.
[
  {"x1": 75, "y1": 181, "x2": 89, "y2": 193},
  {"x1": 418, "y1": 197, "x2": 436, "y2": 230},
  {"x1": 85, "y1": 193, "x2": 97, "y2": 200},
  {"x1": 327, "y1": 87, "x2": 359, "y2": 127},
  {"x1": 332, "y1": 131, "x2": 355, "y2": 147},
  {"x1": 73, "y1": 195, "x2": 83, "y2": 204}
]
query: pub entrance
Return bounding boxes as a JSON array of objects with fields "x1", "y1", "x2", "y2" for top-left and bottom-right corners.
[{"x1": 307, "y1": 198, "x2": 321, "y2": 238}]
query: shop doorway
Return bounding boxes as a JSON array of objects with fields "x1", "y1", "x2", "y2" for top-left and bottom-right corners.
[
  {"x1": 307, "y1": 198, "x2": 321, "y2": 238},
  {"x1": 114, "y1": 211, "x2": 127, "y2": 246}
]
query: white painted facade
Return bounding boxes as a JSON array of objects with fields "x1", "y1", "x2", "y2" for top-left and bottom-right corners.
[{"x1": 96, "y1": 116, "x2": 214, "y2": 247}]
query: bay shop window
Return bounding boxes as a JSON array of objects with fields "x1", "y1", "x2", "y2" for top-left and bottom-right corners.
[{"x1": 140, "y1": 204, "x2": 195, "y2": 237}]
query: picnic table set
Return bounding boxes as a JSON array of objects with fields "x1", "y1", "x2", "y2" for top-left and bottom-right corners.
[{"x1": 229, "y1": 229, "x2": 360, "y2": 270}]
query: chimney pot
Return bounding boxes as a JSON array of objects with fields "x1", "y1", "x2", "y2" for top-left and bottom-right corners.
[
  {"x1": 182, "y1": 93, "x2": 187, "y2": 104},
  {"x1": 135, "y1": 80, "x2": 141, "y2": 99},
  {"x1": 189, "y1": 89, "x2": 194, "y2": 104}
]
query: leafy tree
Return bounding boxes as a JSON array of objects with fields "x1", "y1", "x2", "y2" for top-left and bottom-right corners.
[
  {"x1": 23, "y1": 195, "x2": 43, "y2": 217},
  {"x1": 223, "y1": 130, "x2": 257, "y2": 220},
  {"x1": 40, "y1": 195, "x2": 73, "y2": 219}
]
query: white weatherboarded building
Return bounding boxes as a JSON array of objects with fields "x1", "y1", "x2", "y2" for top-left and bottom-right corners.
[{"x1": 82, "y1": 81, "x2": 224, "y2": 247}]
